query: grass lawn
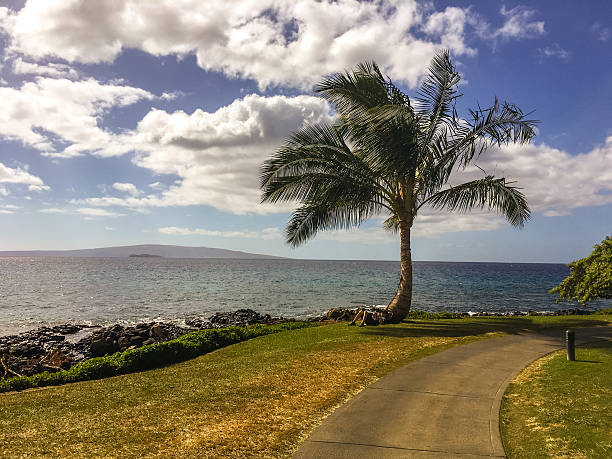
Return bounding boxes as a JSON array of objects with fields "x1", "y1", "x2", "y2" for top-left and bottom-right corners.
[
  {"x1": 1, "y1": 314, "x2": 610, "y2": 458},
  {"x1": 501, "y1": 339, "x2": 612, "y2": 458}
]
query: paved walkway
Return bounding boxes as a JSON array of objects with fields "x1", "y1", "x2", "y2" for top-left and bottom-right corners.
[{"x1": 293, "y1": 326, "x2": 612, "y2": 458}]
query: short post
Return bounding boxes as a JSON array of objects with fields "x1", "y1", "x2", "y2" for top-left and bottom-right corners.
[{"x1": 566, "y1": 330, "x2": 575, "y2": 361}]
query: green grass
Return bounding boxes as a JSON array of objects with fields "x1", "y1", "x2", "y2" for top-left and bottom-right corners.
[
  {"x1": 1, "y1": 314, "x2": 610, "y2": 458},
  {"x1": 501, "y1": 340, "x2": 612, "y2": 458}
]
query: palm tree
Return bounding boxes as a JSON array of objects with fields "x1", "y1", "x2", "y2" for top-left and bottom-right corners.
[{"x1": 260, "y1": 50, "x2": 537, "y2": 322}]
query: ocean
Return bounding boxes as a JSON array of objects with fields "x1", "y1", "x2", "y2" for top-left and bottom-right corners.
[{"x1": 0, "y1": 257, "x2": 609, "y2": 336}]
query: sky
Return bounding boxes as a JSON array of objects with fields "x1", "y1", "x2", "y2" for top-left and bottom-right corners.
[{"x1": 0, "y1": 0, "x2": 610, "y2": 262}]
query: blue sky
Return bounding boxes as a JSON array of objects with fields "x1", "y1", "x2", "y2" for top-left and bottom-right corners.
[{"x1": 0, "y1": 0, "x2": 610, "y2": 262}]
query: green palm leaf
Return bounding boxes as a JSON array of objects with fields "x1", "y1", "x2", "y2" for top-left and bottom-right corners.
[{"x1": 422, "y1": 176, "x2": 530, "y2": 227}]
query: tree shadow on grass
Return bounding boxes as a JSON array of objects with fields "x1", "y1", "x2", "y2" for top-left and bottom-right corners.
[{"x1": 356, "y1": 318, "x2": 611, "y2": 339}]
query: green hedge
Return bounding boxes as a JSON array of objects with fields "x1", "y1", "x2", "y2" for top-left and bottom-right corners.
[
  {"x1": 0, "y1": 322, "x2": 315, "y2": 393},
  {"x1": 405, "y1": 310, "x2": 465, "y2": 320}
]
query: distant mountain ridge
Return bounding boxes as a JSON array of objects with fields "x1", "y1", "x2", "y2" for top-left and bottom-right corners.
[{"x1": 0, "y1": 244, "x2": 285, "y2": 260}]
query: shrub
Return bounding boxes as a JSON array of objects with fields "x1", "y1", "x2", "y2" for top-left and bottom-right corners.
[
  {"x1": 405, "y1": 310, "x2": 465, "y2": 320},
  {"x1": 0, "y1": 322, "x2": 315, "y2": 393}
]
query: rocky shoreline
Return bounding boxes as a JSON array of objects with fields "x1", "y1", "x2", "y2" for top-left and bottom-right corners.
[
  {"x1": 0, "y1": 306, "x2": 600, "y2": 380},
  {"x1": 0, "y1": 309, "x2": 285, "y2": 380}
]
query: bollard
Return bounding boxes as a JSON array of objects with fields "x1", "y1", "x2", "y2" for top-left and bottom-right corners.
[{"x1": 566, "y1": 330, "x2": 575, "y2": 361}]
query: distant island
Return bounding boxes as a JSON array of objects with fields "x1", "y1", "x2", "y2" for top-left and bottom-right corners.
[{"x1": 0, "y1": 244, "x2": 285, "y2": 260}]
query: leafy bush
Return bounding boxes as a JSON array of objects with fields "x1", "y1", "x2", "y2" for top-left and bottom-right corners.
[
  {"x1": 550, "y1": 236, "x2": 612, "y2": 305},
  {"x1": 405, "y1": 310, "x2": 465, "y2": 320},
  {"x1": 0, "y1": 322, "x2": 315, "y2": 393}
]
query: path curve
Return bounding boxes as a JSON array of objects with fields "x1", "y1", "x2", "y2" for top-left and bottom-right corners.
[{"x1": 293, "y1": 326, "x2": 612, "y2": 458}]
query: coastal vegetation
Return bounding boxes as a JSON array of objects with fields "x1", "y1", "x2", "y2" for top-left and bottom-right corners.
[
  {"x1": 260, "y1": 51, "x2": 537, "y2": 322},
  {"x1": 550, "y1": 236, "x2": 612, "y2": 305},
  {"x1": 1, "y1": 314, "x2": 610, "y2": 458},
  {"x1": 501, "y1": 340, "x2": 612, "y2": 458}
]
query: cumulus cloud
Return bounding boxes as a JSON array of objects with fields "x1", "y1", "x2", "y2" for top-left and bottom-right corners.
[
  {"x1": 112, "y1": 182, "x2": 140, "y2": 196},
  {"x1": 159, "y1": 226, "x2": 281, "y2": 240},
  {"x1": 0, "y1": 161, "x2": 49, "y2": 191},
  {"x1": 77, "y1": 93, "x2": 334, "y2": 214},
  {"x1": 0, "y1": 0, "x2": 541, "y2": 91},
  {"x1": 446, "y1": 136, "x2": 612, "y2": 217},
  {"x1": 12, "y1": 57, "x2": 79, "y2": 78},
  {"x1": 0, "y1": 77, "x2": 154, "y2": 157}
]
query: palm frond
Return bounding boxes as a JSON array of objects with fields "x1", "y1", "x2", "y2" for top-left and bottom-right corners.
[
  {"x1": 314, "y1": 61, "x2": 389, "y2": 120},
  {"x1": 286, "y1": 195, "x2": 384, "y2": 247},
  {"x1": 423, "y1": 176, "x2": 531, "y2": 227},
  {"x1": 451, "y1": 99, "x2": 538, "y2": 166},
  {"x1": 416, "y1": 50, "x2": 461, "y2": 146},
  {"x1": 260, "y1": 123, "x2": 393, "y2": 205}
]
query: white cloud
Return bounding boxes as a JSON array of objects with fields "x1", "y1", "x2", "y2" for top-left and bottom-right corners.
[
  {"x1": 539, "y1": 43, "x2": 571, "y2": 60},
  {"x1": 0, "y1": 161, "x2": 49, "y2": 191},
  {"x1": 39, "y1": 207, "x2": 67, "y2": 213},
  {"x1": 0, "y1": 0, "x2": 533, "y2": 91},
  {"x1": 591, "y1": 23, "x2": 610, "y2": 42},
  {"x1": 77, "y1": 93, "x2": 334, "y2": 214},
  {"x1": 112, "y1": 182, "x2": 140, "y2": 196},
  {"x1": 447, "y1": 136, "x2": 612, "y2": 217},
  {"x1": 159, "y1": 226, "x2": 281, "y2": 240},
  {"x1": 148, "y1": 182, "x2": 165, "y2": 190},
  {"x1": 423, "y1": 7, "x2": 477, "y2": 57},
  {"x1": 0, "y1": 77, "x2": 154, "y2": 157},
  {"x1": 12, "y1": 57, "x2": 79, "y2": 79},
  {"x1": 0, "y1": 203, "x2": 19, "y2": 213},
  {"x1": 494, "y1": 6, "x2": 545, "y2": 40},
  {"x1": 76, "y1": 207, "x2": 124, "y2": 217},
  {"x1": 28, "y1": 184, "x2": 50, "y2": 192},
  {"x1": 104, "y1": 226, "x2": 115, "y2": 231},
  {"x1": 0, "y1": 185, "x2": 9, "y2": 196}
]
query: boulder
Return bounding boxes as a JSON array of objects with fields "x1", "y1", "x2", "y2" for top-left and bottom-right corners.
[{"x1": 326, "y1": 307, "x2": 356, "y2": 321}]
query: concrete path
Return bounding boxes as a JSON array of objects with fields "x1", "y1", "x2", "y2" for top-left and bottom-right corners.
[{"x1": 293, "y1": 326, "x2": 612, "y2": 458}]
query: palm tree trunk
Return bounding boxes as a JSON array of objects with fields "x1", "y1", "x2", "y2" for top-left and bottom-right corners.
[{"x1": 386, "y1": 221, "x2": 412, "y2": 322}]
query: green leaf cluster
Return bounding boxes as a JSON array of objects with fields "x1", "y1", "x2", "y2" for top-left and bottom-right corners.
[
  {"x1": 550, "y1": 236, "x2": 612, "y2": 305},
  {"x1": 0, "y1": 321, "x2": 315, "y2": 393}
]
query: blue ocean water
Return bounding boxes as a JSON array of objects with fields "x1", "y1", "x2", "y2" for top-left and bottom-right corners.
[{"x1": 0, "y1": 257, "x2": 609, "y2": 335}]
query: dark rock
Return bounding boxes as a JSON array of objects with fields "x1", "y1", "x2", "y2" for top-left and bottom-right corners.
[
  {"x1": 207, "y1": 309, "x2": 277, "y2": 327},
  {"x1": 185, "y1": 318, "x2": 213, "y2": 329},
  {"x1": 326, "y1": 307, "x2": 356, "y2": 321},
  {"x1": 149, "y1": 323, "x2": 165, "y2": 341},
  {"x1": 89, "y1": 336, "x2": 118, "y2": 357}
]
